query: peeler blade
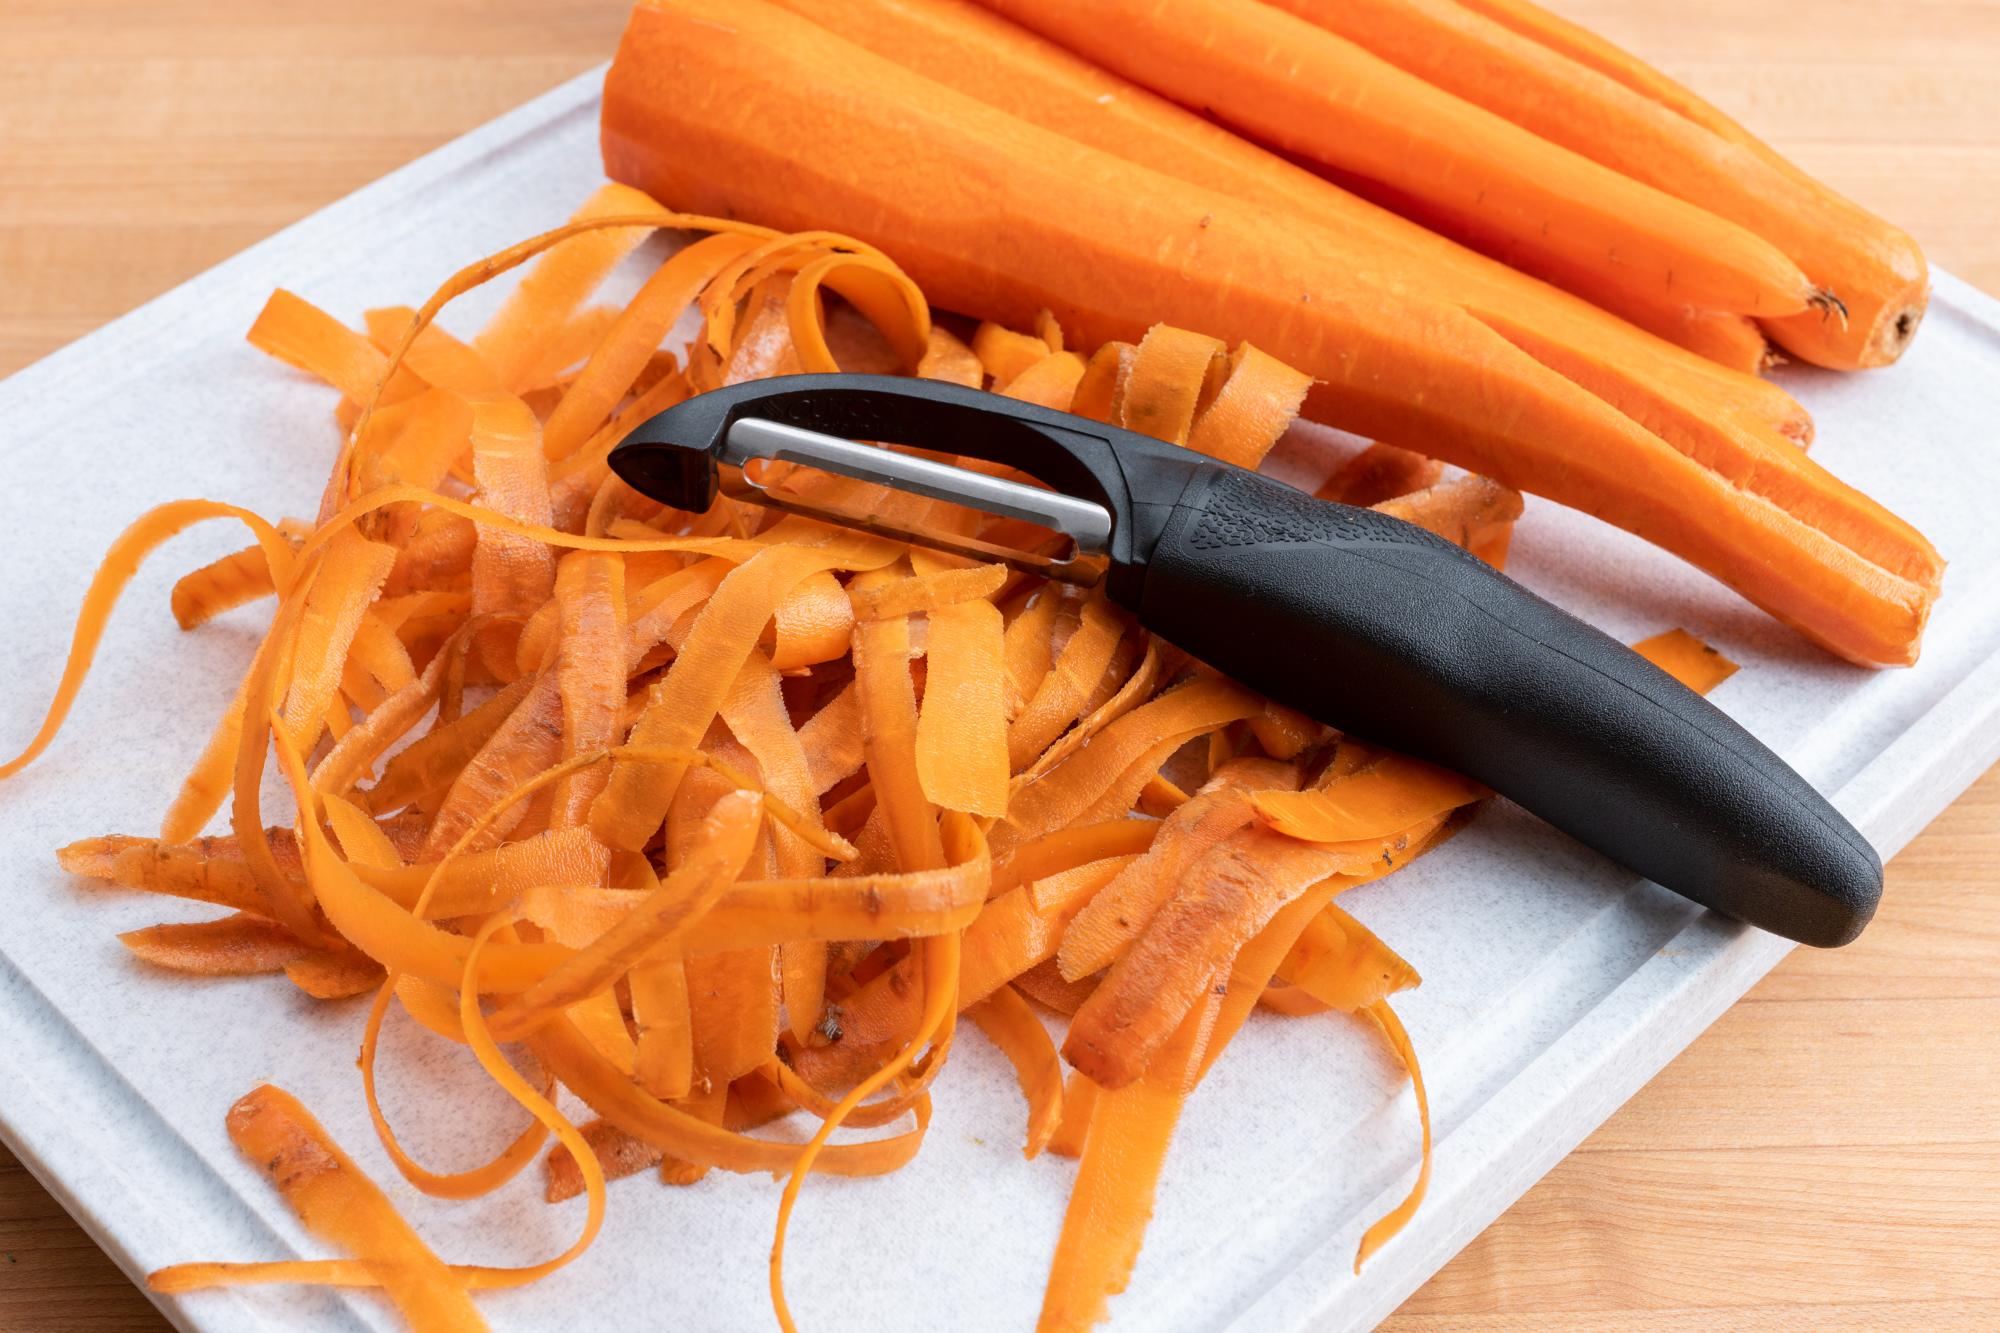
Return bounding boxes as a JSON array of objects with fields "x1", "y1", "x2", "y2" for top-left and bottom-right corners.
[{"x1": 718, "y1": 417, "x2": 1115, "y2": 583}]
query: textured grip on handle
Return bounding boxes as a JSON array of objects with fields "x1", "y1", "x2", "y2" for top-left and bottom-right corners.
[{"x1": 1138, "y1": 469, "x2": 1881, "y2": 947}]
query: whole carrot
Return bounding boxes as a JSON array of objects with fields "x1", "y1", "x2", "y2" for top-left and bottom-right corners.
[
  {"x1": 602, "y1": 0, "x2": 1940, "y2": 665},
  {"x1": 978, "y1": 0, "x2": 1830, "y2": 320}
]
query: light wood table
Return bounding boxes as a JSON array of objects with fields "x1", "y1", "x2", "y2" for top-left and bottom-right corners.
[{"x1": 2, "y1": 2, "x2": 1996, "y2": 1329}]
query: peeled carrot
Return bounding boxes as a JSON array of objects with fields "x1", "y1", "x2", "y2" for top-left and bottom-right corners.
[
  {"x1": 981, "y1": 0, "x2": 1822, "y2": 320},
  {"x1": 1440, "y1": 0, "x2": 1928, "y2": 368},
  {"x1": 782, "y1": 0, "x2": 1806, "y2": 394},
  {"x1": 602, "y1": 0, "x2": 1939, "y2": 665}
]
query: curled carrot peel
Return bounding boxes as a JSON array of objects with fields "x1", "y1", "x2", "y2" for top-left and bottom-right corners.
[
  {"x1": 1352, "y1": 1000, "x2": 1431, "y2": 1272},
  {"x1": 0, "y1": 188, "x2": 1699, "y2": 1330}
]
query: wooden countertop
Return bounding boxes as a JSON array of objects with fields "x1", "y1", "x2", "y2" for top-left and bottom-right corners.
[{"x1": 2, "y1": 2, "x2": 1996, "y2": 1328}]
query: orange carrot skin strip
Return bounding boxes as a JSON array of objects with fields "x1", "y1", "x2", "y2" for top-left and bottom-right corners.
[
  {"x1": 631, "y1": 954, "x2": 696, "y2": 1101},
  {"x1": 849, "y1": 567, "x2": 948, "y2": 872},
  {"x1": 422, "y1": 673, "x2": 565, "y2": 859},
  {"x1": 473, "y1": 183, "x2": 658, "y2": 390},
  {"x1": 770, "y1": 569, "x2": 856, "y2": 669},
  {"x1": 1633, "y1": 628, "x2": 1739, "y2": 695},
  {"x1": 467, "y1": 396, "x2": 558, "y2": 676},
  {"x1": 1184, "y1": 341, "x2": 1313, "y2": 468},
  {"x1": 1012, "y1": 957, "x2": 1098, "y2": 1015},
  {"x1": 1036, "y1": 986, "x2": 1221, "y2": 1332},
  {"x1": 1007, "y1": 595, "x2": 1125, "y2": 771},
  {"x1": 1064, "y1": 827, "x2": 1375, "y2": 1088},
  {"x1": 119, "y1": 914, "x2": 314, "y2": 976},
  {"x1": 542, "y1": 231, "x2": 764, "y2": 457},
  {"x1": 532, "y1": 1013, "x2": 932, "y2": 1177},
  {"x1": 284, "y1": 950, "x2": 385, "y2": 1000},
  {"x1": 281, "y1": 530, "x2": 396, "y2": 749},
  {"x1": 1272, "y1": 900, "x2": 1420, "y2": 1013},
  {"x1": 990, "y1": 819, "x2": 1158, "y2": 897},
  {"x1": 172, "y1": 538, "x2": 293, "y2": 630},
  {"x1": 958, "y1": 855, "x2": 1137, "y2": 1008},
  {"x1": 1058, "y1": 758, "x2": 1296, "y2": 981},
  {"x1": 1117, "y1": 324, "x2": 1224, "y2": 447},
  {"x1": 544, "y1": 1119, "x2": 666, "y2": 1204},
  {"x1": 967, "y1": 983, "x2": 1065, "y2": 1158},
  {"x1": 997, "y1": 677, "x2": 1261, "y2": 854},
  {"x1": 1045, "y1": 1070, "x2": 1099, "y2": 1160},
  {"x1": 367, "y1": 676, "x2": 531, "y2": 816},
  {"x1": 1, "y1": 500, "x2": 293, "y2": 783},
  {"x1": 60, "y1": 831, "x2": 293, "y2": 915},
  {"x1": 915, "y1": 596, "x2": 1009, "y2": 816},
  {"x1": 149, "y1": 1085, "x2": 488, "y2": 1332},
  {"x1": 1250, "y1": 753, "x2": 1487, "y2": 844},
  {"x1": 1352, "y1": 999, "x2": 1431, "y2": 1270},
  {"x1": 247, "y1": 289, "x2": 396, "y2": 404},
  {"x1": 549, "y1": 551, "x2": 628, "y2": 827}
]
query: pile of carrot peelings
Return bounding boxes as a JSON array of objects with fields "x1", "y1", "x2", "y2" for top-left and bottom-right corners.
[{"x1": 2, "y1": 184, "x2": 1739, "y2": 1332}]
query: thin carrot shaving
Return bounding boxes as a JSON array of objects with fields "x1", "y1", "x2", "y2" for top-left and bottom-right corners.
[
  {"x1": 916, "y1": 595, "x2": 1010, "y2": 816},
  {"x1": 850, "y1": 566, "x2": 948, "y2": 871},
  {"x1": 1275, "y1": 902, "x2": 1422, "y2": 1012},
  {"x1": 770, "y1": 568, "x2": 856, "y2": 668},
  {"x1": 972, "y1": 320, "x2": 1055, "y2": 387},
  {"x1": 1183, "y1": 342, "x2": 1314, "y2": 468},
  {"x1": 1634, "y1": 627, "x2": 1740, "y2": 694},
  {"x1": 1037, "y1": 987, "x2": 1221, "y2": 1332},
  {"x1": 1251, "y1": 751, "x2": 1489, "y2": 843},
  {"x1": 119, "y1": 913, "x2": 315, "y2": 976},
  {"x1": 149, "y1": 1085, "x2": 491, "y2": 1331},
  {"x1": 1117, "y1": 324, "x2": 1226, "y2": 447},
  {"x1": 1013, "y1": 957, "x2": 1100, "y2": 1016},
  {"x1": 968, "y1": 984, "x2": 1066, "y2": 1158},
  {"x1": 0, "y1": 191, "x2": 1605, "y2": 1329},
  {"x1": 1352, "y1": 1000, "x2": 1432, "y2": 1273},
  {"x1": 1059, "y1": 758, "x2": 1297, "y2": 986},
  {"x1": 1008, "y1": 595, "x2": 1126, "y2": 770},
  {"x1": 917, "y1": 324, "x2": 984, "y2": 388},
  {"x1": 1046, "y1": 1070, "x2": 1100, "y2": 1160},
  {"x1": 849, "y1": 561, "x2": 1007, "y2": 620},
  {"x1": 1317, "y1": 442, "x2": 1444, "y2": 508},
  {"x1": 171, "y1": 523, "x2": 306, "y2": 629}
]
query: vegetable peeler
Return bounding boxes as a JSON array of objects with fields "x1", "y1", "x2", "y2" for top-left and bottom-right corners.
[{"x1": 609, "y1": 374, "x2": 1882, "y2": 947}]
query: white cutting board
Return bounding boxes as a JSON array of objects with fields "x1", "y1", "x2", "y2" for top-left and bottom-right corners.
[{"x1": 2, "y1": 69, "x2": 1998, "y2": 1333}]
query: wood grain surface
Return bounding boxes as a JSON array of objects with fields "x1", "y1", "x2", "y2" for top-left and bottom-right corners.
[{"x1": 2, "y1": 2, "x2": 1997, "y2": 1329}]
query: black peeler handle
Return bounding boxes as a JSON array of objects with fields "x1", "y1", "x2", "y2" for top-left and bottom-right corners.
[
  {"x1": 609, "y1": 374, "x2": 1882, "y2": 946},
  {"x1": 1135, "y1": 466, "x2": 1881, "y2": 947}
]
